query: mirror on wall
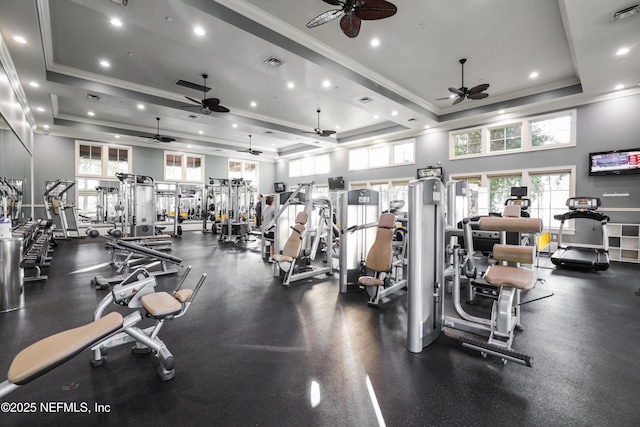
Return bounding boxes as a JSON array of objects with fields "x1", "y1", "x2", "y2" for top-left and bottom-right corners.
[{"x1": 0, "y1": 113, "x2": 32, "y2": 224}]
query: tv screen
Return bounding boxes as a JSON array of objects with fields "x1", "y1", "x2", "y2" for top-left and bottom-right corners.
[
  {"x1": 589, "y1": 148, "x2": 640, "y2": 176},
  {"x1": 328, "y1": 176, "x2": 345, "y2": 190},
  {"x1": 274, "y1": 182, "x2": 286, "y2": 193}
]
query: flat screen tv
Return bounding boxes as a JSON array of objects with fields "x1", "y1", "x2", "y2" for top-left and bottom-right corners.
[
  {"x1": 274, "y1": 182, "x2": 286, "y2": 193},
  {"x1": 328, "y1": 176, "x2": 345, "y2": 190},
  {"x1": 589, "y1": 148, "x2": 640, "y2": 176},
  {"x1": 417, "y1": 166, "x2": 443, "y2": 180}
]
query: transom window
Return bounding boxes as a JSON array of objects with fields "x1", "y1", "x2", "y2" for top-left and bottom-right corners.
[
  {"x1": 229, "y1": 159, "x2": 258, "y2": 186},
  {"x1": 289, "y1": 154, "x2": 330, "y2": 178},
  {"x1": 164, "y1": 151, "x2": 205, "y2": 183},
  {"x1": 76, "y1": 141, "x2": 132, "y2": 177},
  {"x1": 349, "y1": 139, "x2": 415, "y2": 171}
]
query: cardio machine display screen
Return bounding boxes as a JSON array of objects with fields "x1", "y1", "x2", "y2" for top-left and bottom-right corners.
[{"x1": 589, "y1": 149, "x2": 640, "y2": 176}]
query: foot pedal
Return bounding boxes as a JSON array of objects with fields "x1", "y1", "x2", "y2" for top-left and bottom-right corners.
[{"x1": 459, "y1": 336, "x2": 533, "y2": 367}]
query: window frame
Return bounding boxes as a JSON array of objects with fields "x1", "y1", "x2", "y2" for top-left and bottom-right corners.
[
  {"x1": 75, "y1": 140, "x2": 132, "y2": 178},
  {"x1": 228, "y1": 158, "x2": 259, "y2": 187},
  {"x1": 288, "y1": 154, "x2": 330, "y2": 178},
  {"x1": 348, "y1": 139, "x2": 415, "y2": 171},
  {"x1": 164, "y1": 151, "x2": 206, "y2": 183}
]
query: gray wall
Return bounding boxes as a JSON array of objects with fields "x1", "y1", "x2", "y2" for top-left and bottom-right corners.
[{"x1": 276, "y1": 94, "x2": 640, "y2": 225}]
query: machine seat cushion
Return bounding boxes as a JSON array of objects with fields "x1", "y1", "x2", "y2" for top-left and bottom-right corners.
[
  {"x1": 272, "y1": 254, "x2": 294, "y2": 263},
  {"x1": 365, "y1": 228, "x2": 394, "y2": 272},
  {"x1": 479, "y1": 216, "x2": 543, "y2": 233},
  {"x1": 8, "y1": 312, "x2": 123, "y2": 385},
  {"x1": 358, "y1": 276, "x2": 384, "y2": 287},
  {"x1": 141, "y1": 292, "x2": 183, "y2": 318},
  {"x1": 120, "y1": 234, "x2": 172, "y2": 241},
  {"x1": 484, "y1": 265, "x2": 536, "y2": 291},
  {"x1": 174, "y1": 289, "x2": 193, "y2": 303}
]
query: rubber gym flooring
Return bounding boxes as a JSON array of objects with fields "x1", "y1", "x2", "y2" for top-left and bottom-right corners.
[{"x1": 1, "y1": 231, "x2": 639, "y2": 427}]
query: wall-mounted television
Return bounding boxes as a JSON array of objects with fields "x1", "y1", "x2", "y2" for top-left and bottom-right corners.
[
  {"x1": 274, "y1": 182, "x2": 286, "y2": 193},
  {"x1": 417, "y1": 166, "x2": 443, "y2": 180},
  {"x1": 328, "y1": 176, "x2": 345, "y2": 190},
  {"x1": 589, "y1": 148, "x2": 640, "y2": 176}
]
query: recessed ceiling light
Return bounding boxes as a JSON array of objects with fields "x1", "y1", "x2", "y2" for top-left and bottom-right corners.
[
  {"x1": 13, "y1": 36, "x2": 27, "y2": 44},
  {"x1": 272, "y1": 143, "x2": 275, "y2": 146},
  {"x1": 99, "y1": 59, "x2": 110, "y2": 68},
  {"x1": 391, "y1": 110, "x2": 398, "y2": 116},
  {"x1": 335, "y1": 125, "x2": 340, "y2": 129},
  {"x1": 529, "y1": 71, "x2": 539, "y2": 79},
  {"x1": 43, "y1": 125, "x2": 49, "y2": 130},
  {"x1": 498, "y1": 109, "x2": 505, "y2": 114},
  {"x1": 36, "y1": 107, "x2": 45, "y2": 112},
  {"x1": 322, "y1": 80, "x2": 331, "y2": 88},
  {"x1": 188, "y1": 145, "x2": 192, "y2": 148},
  {"x1": 616, "y1": 47, "x2": 630, "y2": 56},
  {"x1": 198, "y1": 130, "x2": 203, "y2": 134},
  {"x1": 449, "y1": 94, "x2": 455, "y2": 99},
  {"x1": 614, "y1": 84, "x2": 625, "y2": 90},
  {"x1": 287, "y1": 82, "x2": 295, "y2": 89},
  {"x1": 250, "y1": 101, "x2": 257, "y2": 107},
  {"x1": 194, "y1": 26, "x2": 205, "y2": 36},
  {"x1": 424, "y1": 125, "x2": 431, "y2": 129},
  {"x1": 373, "y1": 115, "x2": 379, "y2": 119},
  {"x1": 137, "y1": 104, "x2": 145, "y2": 110},
  {"x1": 370, "y1": 38, "x2": 380, "y2": 47},
  {"x1": 29, "y1": 81, "x2": 39, "y2": 88},
  {"x1": 115, "y1": 135, "x2": 120, "y2": 138},
  {"x1": 232, "y1": 124, "x2": 238, "y2": 128},
  {"x1": 88, "y1": 111, "x2": 95, "y2": 116},
  {"x1": 110, "y1": 18, "x2": 122, "y2": 27}
]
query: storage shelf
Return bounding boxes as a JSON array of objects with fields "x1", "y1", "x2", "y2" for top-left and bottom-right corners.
[{"x1": 608, "y1": 223, "x2": 640, "y2": 263}]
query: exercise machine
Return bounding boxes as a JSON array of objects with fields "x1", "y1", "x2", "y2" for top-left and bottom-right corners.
[
  {"x1": 267, "y1": 182, "x2": 334, "y2": 286},
  {"x1": 95, "y1": 185, "x2": 119, "y2": 223},
  {"x1": 0, "y1": 178, "x2": 23, "y2": 221},
  {"x1": 338, "y1": 189, "x2": 380, "y2": 293},
  {"x1": 0, "y1": 267, "x2": 206, "y2": 399},
  {"x1": 44, "y1": 179, "x2": 81, "y2": 239},
  {"x1": 115, "y1": 173, "x2": 157, "y2": 237},
  {"x1": 351, "y1": 212, "x2": 407, "y2": 307},
  {"x1": 406, "y1": 178, "x2": 544, "y2": 366},
  {"x1": 505, "y1": 186, "x2": 531, "y2": 217},
  {"x1": 173, "y1": 183, "x2": 203, "y2": 237},
  {"x1": 551, "y1": 197, "x2": 610, "y2": 271}
]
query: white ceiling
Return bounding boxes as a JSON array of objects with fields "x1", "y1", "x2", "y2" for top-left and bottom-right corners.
[{"x1": 0, "y1": 0, "x2": 638, "y2": 161}]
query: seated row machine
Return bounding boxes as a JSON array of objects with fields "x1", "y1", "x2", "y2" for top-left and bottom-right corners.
[
  {"x1": 0, "y1": 267, "x2": 206, "y2": 399},
  {"x1": 407, "y1": 178, "x2": 543, "y2": 366}
]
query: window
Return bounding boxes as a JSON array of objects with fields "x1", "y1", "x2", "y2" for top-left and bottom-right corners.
[
  {"x1": 76, "y1": 178, "x2": 102, "y2": 220},
  {"x1": 348, "y1": 139, "x2": 415, "y2": 171},
  {"x1": 289, "y1": 154, "x2": 330, "y2": 177},
  {"x1": 453, "y1": 130, "x2": 482, "y2": 156},
  {"x1": 76, "y1": 141, "x2": 132, "y2": 177},
  {"x1": 489, "y1": 123, "x2": 521, "y2": 152},
  {"x1": 164, "y1": 152, "x2": 205, "y2": 183},
  {"x1": 530, "y1": 115, "x2": 572, "y2": 147},
  {"x1": 228, "y1": 159, "x2": 258, "y2": 186},
  {"x1": 451, "y1": 166, "x2": 575, "y2": 231},
  {"x1": 450, "y1": 110, "x2": 575, "y2": 159}
]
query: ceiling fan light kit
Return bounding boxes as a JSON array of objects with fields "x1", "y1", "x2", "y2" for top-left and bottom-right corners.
[{"x1": 307, "y1": 0, "x2": 398, "y2": 38}]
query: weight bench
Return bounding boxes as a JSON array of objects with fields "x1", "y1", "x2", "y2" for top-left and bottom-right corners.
[{"x1": 0, "y1": 268, "x2": 207, "y2": 399}]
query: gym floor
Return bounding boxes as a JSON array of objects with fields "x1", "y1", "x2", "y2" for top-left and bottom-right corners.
[{"x1": 1, "y1": 232, "x2": 639, "y2": 426}]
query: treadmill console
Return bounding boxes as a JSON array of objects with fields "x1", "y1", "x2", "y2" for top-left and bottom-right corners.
[{"x1": 567, "y1": 197, "x2": 600, "y2": 211}]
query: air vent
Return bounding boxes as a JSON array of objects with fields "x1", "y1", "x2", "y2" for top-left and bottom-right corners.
[
  {"x1": 358, "y1": 96, "x2": 374, "y2": 104},
  {"x1": 85, "y1": 93, "x2": 101, "y2": 101},
  {"x1": 407, "y1": 118, "x2": 416, "y2": 122},
  {"x1": 107, "y1": 0, "x2": 128, "y2": 6},
  {"x1": 264, "y1": 130, "x2": 274, "y2": 134},
  {"x1": 611, "y1": 4, "x2": 640, "y2": 22},
  {"x1": 175, "y1": 79, "x2": 210, "y2": 93},
  {"x1": 188, "y1": 115, "x2": 199, "y2": 120},
  {"x1": 263, "y1": 57, "x2": 284, "y2": 68}
]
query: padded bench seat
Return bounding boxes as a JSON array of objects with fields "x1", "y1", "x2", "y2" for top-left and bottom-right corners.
[
  {"x1": 484, "y1": 265, "x2": 536, "y2": 291},
  {"x1": 141, "y1": 292, "x2": 183, "y2": 318},
  {"x1": 7, "y1": 312, "x2": 123, "y2": 385}
]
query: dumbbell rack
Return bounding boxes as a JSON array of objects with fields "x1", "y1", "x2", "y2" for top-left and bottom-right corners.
[{"x1": 11, "y1": 220, "x2": 54, "y2": 282}]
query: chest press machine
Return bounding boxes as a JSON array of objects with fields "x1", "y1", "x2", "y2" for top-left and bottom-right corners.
[
  {"x1": 407, "y1": 178, "x2": 543, "y2": 367},
  {"x1": 0, "y1": 267, "x2": 207, "y2": 399}
]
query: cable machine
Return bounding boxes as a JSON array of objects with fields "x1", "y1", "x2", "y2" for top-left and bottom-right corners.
[{"x1": 115, "y1": 173, "x2": 157, "y2": 237}]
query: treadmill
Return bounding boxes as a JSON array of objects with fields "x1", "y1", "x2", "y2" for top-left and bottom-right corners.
[{"x1": 551, "y1": 197, "x2": 610, "y2": 271}]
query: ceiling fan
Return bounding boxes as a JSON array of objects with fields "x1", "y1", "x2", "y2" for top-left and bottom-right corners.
[
  {"x1": 237, "y1": 134, "x2": 262, "y2": 156},
  {"x1": 439, "y1": 58, "x2": 490, "y2": 105},
  {"x1": 303, "y1": 109, "x2": 336, "y2": 137},
  {"x1": 306, "y1": 0, "x2": 398, "y2": 38},
  {"x1": 141, "y1": 117, "x2": 175, "y2": 143},
  {"x1": 182, "y1": 73, "x2": 230, "y2": 114}
]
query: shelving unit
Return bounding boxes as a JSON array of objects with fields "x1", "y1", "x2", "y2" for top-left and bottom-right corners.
[{"x1": 608, "y1": 223, "x2": 640, "y2": 263}]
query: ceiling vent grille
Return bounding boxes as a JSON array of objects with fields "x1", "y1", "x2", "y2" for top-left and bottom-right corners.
[
  {"x1": 85, "y1": 93, "x2": 101, "y2": 101},
  {"x1": 358, "y1": 96, "x2": 374, "y2": 104},
  {"x1": 611, "y1": 4, "x2": 640, "y2": 22},
  {"x1": 263, "y1": 57, "x2": 284, "y2": 68}
]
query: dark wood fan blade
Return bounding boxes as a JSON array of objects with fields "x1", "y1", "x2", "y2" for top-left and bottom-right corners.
[
  {"x1": 250, "y1": 150, "x2": 262, "y2": 155},
  {"x1": 158, "y1": 136, "x2": 175, "y2": 143},
  {"x1": 340, "y1": 13, "x2": 361, "y2": 38},
  {"x1": 467, "y1": 83, "x2": 490, "y2": 95},
  {"x1": 202, "y1": 98, "x2": 221, "y2": 108},
  {"x1": 320, "y1": 130, "x2": 336, "y2": 137},
  {"x1": 307, "y1": 9, "x2": 344, "y2": 28},
  {"x1": 185, "y1": 96, "x2": 202, "y2": 105},
  {"x1": 449, "y1": 87, "x2": 464, "y2": 97},
  {"x1": 452, "y1": 96, "x2": 465, "y2": 105},
  {"x1": 355, "y1": 0, "x2": 397, "y2": 20},
  {"x1": 435, "y1": 96, "x2": 453, "y2": 100},
  {"x1": 323, "y1": 0, "x2": 343, "y2": 5},
  {"x1": 468, "y1": 92, "x2": 489, "y2": 100},
  {"x1": 211, "y1": 105, "x2": 230, "y2": 113}
]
